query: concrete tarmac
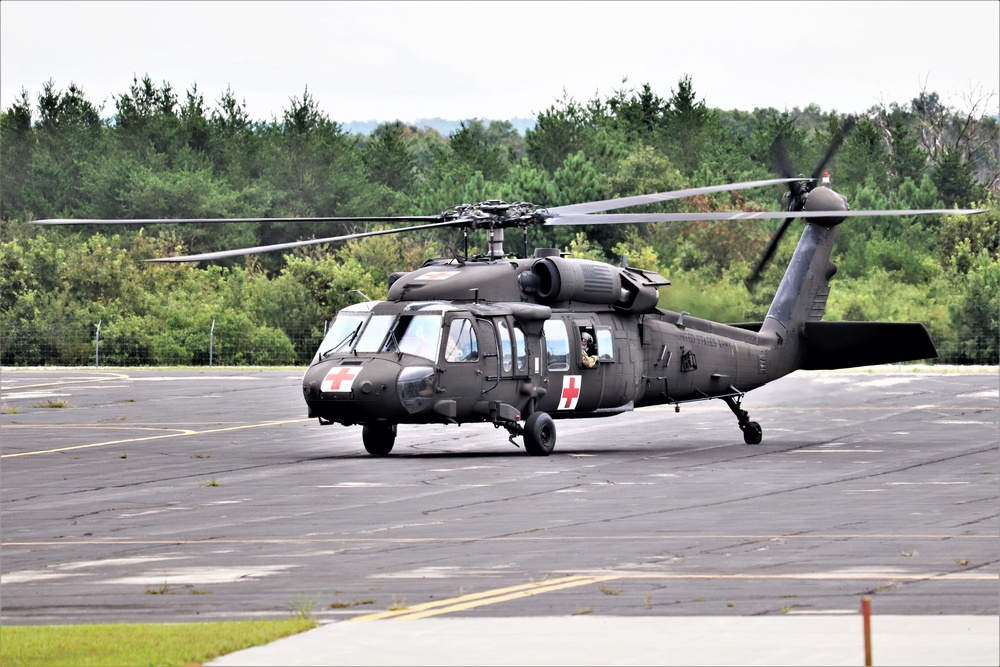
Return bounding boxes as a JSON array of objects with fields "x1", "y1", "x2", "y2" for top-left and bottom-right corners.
[
  {"x1": 209, "y1": 615, "x2": 999, "y2": 666},
  {"x1": 1, "y1": 366, "x2": 997, "y2": 665}
]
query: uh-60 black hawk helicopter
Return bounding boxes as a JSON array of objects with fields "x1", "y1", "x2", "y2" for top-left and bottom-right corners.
[{"x1": 36, "y1": 131, "x2": 985, "y2": 456}]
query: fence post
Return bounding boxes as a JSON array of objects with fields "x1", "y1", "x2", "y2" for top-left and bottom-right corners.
[
  {"x1": 95, "y1": 319, "x2": 102, "y2": 368},
  {"x1": 209, "y1": 319, "x2": 216, "y2": 367}
]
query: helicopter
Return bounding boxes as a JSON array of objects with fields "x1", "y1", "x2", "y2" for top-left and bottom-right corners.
[{"x1": 34, "y1": 131, "x2": 986, "y2": 456}]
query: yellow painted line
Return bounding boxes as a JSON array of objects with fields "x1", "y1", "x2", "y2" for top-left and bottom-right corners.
[
  {"x1": 0, "y1": 419, "x2": 311, "y2": 458},
  {"x1": 350, "y1": 576, "x2": 608, "y2": 621},
  {"x1": 0, "y1": 372, "x2": 131, "y2": 390},
  {"x1": 396, "y1": 575, "x2": 622, "y2": 620}
]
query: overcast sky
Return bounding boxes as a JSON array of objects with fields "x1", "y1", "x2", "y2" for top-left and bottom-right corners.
[{"x1": 3, "y1": 1, "x2": 998, "y2": 125}]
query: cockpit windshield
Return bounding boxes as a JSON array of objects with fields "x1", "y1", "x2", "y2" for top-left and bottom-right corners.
[
  {"x1": 311, "y1": 304, "x2": 445, "y2": 363},
  {"x1": 382, "y1": 315, "x2": 443, "y2": 361},
  {"x1": 355, "y1": 314, "x2": 396, "y2": 353},
  {"x1": 315, "y1": 306, "x2": 374, "y2": 361}
]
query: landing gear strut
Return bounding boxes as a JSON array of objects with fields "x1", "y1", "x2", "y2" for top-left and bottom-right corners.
[{"x1": 723, "y1": 394, "x2": 762, "y2": 445}]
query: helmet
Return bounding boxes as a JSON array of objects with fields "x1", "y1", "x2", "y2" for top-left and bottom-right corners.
[{"x1": 581, "y1": 332, "x2": 594, "y2": 345}]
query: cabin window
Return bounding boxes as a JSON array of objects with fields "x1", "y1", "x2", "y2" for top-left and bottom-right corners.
[
  {"x1": 595, "y1": 327, "x2": 614, "y2": 361},
  {"x1": 543, "y1": 319, "x2": 569, "y2": 371},
  {"x1": 497, "y1": 319, "x2": 513, "y2": 373},
  {"x1": 513, "y1": 323, "x2": 527, "y2": 373},
  {"x1": 444, "y1": 318, "x2": 479, "y2": 362}
]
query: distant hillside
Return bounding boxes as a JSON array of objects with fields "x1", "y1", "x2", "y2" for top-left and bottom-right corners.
[{"x1": 342, "y1": 117, "x2": 537, "y2": 137}]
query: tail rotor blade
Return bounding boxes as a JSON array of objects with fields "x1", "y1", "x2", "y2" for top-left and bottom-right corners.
[
  {"x1": 747, "y1": 217, "x2": 794, "y2": 288},
  {"x1": 811, "y1": 115, "x2": 857, "y2": 182}
]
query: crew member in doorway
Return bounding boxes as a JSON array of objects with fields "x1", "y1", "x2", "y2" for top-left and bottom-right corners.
[{"x1": 581, "y1": 332, "x2": 599, "y2": 368}]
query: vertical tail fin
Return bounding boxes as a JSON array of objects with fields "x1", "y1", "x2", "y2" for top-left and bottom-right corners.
[{"x1": 758, "y1": 221, "x2": 840, "y2": 377}]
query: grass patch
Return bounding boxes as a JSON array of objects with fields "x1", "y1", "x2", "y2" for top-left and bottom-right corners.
[
  {"x1": 2, "y1": 404, "x2": 20, "y2": 414},
  {"x1": 0, "y1": 618, "x2": 317, "y2": 667},
  {"x1": 329, "y1": 599, "x2": 375, "y2": 609},
  {"x1": 143, "y1": 583, "x2": 171, "y2": 595},
  {"x1": 34, "y1": 400, "x2": 68, "y2": 408},
  {"x1": 598, "y1": 584, "x2": 623, "y2": 595}
]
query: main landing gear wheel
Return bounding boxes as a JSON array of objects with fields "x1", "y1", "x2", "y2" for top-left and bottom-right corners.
[
  {"x1": 362, "y1": 423, "x2": 397, "y2": 456},
  {"x1": 523, "y1": 411, "x2": 555, "y2": 456}
]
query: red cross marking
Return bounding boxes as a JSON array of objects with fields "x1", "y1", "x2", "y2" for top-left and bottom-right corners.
[
  {"x1": 560, "y1": 375, "x2": 581, "y2": 410},
  {"x1": 420, "y1": 271, "x2": 457, "y2": 281},
  {"x1": 322, "y1": 366, "x2": 361, "y2": 392}
]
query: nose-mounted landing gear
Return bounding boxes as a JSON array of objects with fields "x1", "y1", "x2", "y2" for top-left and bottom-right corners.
[
  {"x1": 362, "y1": 423, "x2": 397, "y2": 456},
  {"x1": 723, "y1": 393, "x2": 762, "y2": 445}
]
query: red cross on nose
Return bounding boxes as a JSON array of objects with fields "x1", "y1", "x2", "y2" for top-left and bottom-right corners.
[{"x1": 322, "y1": 366, "x2": 361, "y2": 392}]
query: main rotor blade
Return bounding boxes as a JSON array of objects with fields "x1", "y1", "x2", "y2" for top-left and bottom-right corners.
[
  {"x1": 544, "y1": 208, "x2": 985, "y2": 226},
  {"x1": 33, "y1": 215, "x2": 447, "y2": 226},
  {"x1": 545, "y1": 178, "x2": 809, "y2": 215},
  {"x1": 145, "y1": 219, "x2": 472, "y2": 263}
]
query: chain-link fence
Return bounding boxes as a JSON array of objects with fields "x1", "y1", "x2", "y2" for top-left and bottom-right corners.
[
  {"x1": 1, "y1": 322, "x2": 325, "y2": 368},
  {"x1": 2, "y1": 319, "x2": 995, "y2": 367}
]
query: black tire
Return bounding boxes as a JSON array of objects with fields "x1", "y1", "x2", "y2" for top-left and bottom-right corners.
[
  {"x1": 523, "y1": 411, "x2": 556, "y2": 456},
  {"x1": 742, "y1": 421, "x2": 762, "y2": 445},
  {"x1": 362, "y1": 423, "x2": 397, "y2": 456}
]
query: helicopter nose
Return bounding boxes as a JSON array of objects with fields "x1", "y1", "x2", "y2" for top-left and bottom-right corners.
[{"x1": 303, "y1": 359, "x2": 409, "y2": 423}]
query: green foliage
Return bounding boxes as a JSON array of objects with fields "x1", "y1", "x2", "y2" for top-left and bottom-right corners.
[
  {"x1": 932, "y1": 148, "x2": 986, "y2": 207},
  {"x1": 1, "y1": 77, "x2": 996, "y2": 366},
  {"x1": 946, "y1": 247, "x2": 999, "y2": 364}
]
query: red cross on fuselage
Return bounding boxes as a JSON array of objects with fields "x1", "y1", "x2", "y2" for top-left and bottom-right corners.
[
  {"x1": 323, "y1": 367, "x2": 359, "y2": 391},
  {"x1": 560, "y1": 376, "x2": 581, "y2": 409}
]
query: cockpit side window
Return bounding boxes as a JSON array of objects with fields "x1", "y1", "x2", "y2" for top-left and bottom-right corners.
[{"x1": 444, "y1": 318, "x2": 479, "y2": 362}]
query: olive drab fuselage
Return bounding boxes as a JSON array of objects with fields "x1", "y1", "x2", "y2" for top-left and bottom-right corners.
[{"x1": 302, "y1": 251, "x2": 779, "y2": 432}]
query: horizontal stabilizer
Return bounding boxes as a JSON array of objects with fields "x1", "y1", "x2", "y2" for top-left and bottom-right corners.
[
  {"x1": 801, "y1": 321, "x2": 937, "y2": 370},
  {"x1": 727, "y1": 322, "x2": 764, "y2": 333}
]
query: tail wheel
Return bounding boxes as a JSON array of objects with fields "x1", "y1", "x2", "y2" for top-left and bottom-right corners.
[
  {"x1": 741, "y1": 421, "x2": 763, "y2": 445},
  {"x1": 362, "y1": 423, "x2": 397, "y2": 456},
  {"x1": 523, "y1": 411, "x2": 556, "y2": 456}
]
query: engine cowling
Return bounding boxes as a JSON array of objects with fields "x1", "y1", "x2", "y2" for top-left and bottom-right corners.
[{"x1": 527, "y1": 256, "x2": 662, "y2": 312}]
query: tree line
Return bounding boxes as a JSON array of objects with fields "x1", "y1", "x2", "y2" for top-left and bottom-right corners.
[{"x1": 1, "y1": 75, "x2": 997, "y2": 366}]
